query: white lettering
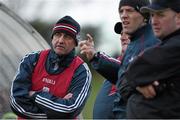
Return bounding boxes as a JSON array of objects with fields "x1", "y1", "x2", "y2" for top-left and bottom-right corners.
[{"x1": 42, "y1": 78, "x2": 56, "y2": 85}]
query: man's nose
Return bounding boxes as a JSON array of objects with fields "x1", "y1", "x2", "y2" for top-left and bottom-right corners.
[
  {"x1": 121, "y1": 11, "x2": 128, "y2": 19},
  {"x1": 57, "y1": 35, "x2": 65, "y2": 43}
]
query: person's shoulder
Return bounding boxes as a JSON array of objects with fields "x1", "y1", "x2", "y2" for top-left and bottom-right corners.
[
  {"x1": 22, "y1": 50, "x2": 42, "y2": 63},
  {"x1": 166, "y1": 34, "x2": 180, "y2": 46},
  {"x1": 74, "y1": 62, "x2": 92, "y2": 79},
  {"x1": 75, "y1": 60, "x2": 91, "y2": 77},
  {"x1": 23, "y1": 50, "x2": 40, "y2": 58},
  {"x1": 172, "y1": 33, "x2": 180, "y2": 41},
  {"x1": 27, "y1": 49, "x2": 51, "y2": 57},
  {"x1": 78, "y1": 62, "x2": 90, "y2": 71}
]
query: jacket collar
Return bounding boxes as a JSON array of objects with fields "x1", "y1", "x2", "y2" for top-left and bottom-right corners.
[
  {"x1": 130, "y1": 24, "x2": 151, "y2": 41},
  {"x1": 162, "y1": 28, "x2": 180, "y2": 42},
  {"x1": 49, "y1": 49, "x2": 75, "y2": 67}
]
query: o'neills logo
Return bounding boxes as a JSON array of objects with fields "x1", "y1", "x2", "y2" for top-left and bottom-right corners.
[{"x1": 42, "y1": 78, "x2": 56, "y2": 85}]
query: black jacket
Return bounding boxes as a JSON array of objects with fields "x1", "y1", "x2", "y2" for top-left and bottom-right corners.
[
  {"x1": 126, "y1": 29, "x2": 180, "y2": 89},
  {"x1": 124, "y1": 29, "x2": 180, "y2": 119}
]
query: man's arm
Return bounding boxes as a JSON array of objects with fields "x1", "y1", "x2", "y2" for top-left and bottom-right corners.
[
  {"x1": 10, "y1": 51, "x2": 47, "y2": 119},
  {"x1": 90, "y1": 52, "x2": 121, "y2": 84},
  {"x1": 31, "y1": 63, "x2": 92, "y2": 118},
  {"x1": 126, "y1": 38, "x2": 180, "y2": 98},
  {"x1": 79, "y1": 34, "x2": 121, "y2": 84}
]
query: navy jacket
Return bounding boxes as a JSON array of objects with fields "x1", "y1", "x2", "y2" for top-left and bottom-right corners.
[
  {"x1": 10, "y1": 49, "x2": 92, "y2": 119},
  {"x1": 91, "y1": 24, "x2": 159, "y2": 86}
]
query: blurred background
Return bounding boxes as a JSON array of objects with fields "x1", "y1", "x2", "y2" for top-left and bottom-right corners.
[
  {"x1": 0, "y1": 0, "x2": 122, "y2": 119},
  {"x1": 1, "y1": 0, "x2": 122, "y2": 54}
]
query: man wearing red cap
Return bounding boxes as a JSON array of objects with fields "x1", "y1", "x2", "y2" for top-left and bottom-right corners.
[
  {"x1": 123, "y1": 0, "x2": 180, "y2": 118},
  {"x1": 10, "y1": 16, "x2": 92, "y2": 119}
]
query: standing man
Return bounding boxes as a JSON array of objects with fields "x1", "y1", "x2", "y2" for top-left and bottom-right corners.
[
  {"x1": 10, "y1": 16, "x2": 92, "y2": 119},
  {"x1": 80, "y1": 0, "x2": 159, "y2": 118},
  {"x1": 123, "y1": 0, "x2": 180, "y2": 118},
  {"x1": 93, "y1": 22, "x2": 130, "y2": 119}
]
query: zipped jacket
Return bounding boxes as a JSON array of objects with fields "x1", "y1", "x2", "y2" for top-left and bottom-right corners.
[
  {"x1": 90, "y1": 24, "x2": 159, "y2": 86},
  {"x1": 10, "y1": 49, "x2": 92, "y2": 119}
]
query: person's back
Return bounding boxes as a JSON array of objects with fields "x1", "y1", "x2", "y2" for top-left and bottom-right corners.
[{"x1": 122, "y1": 0, "x2": 180, "y2": 118}]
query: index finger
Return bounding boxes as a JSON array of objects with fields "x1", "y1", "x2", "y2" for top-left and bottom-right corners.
[{"x1": 86, "y1": 33, "x2": 94, "y2": 42}]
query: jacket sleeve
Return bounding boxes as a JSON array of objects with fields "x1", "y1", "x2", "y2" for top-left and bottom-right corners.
[
  {"x1": 126, "y1": 39, "x2": 180, "y2": 88},
  {"x1": 10, "y1": 51, "x2": 47, "y2": 119},
  {"x1": 32, "y1": 63, "x2": 92, "y2": 118},
  {"x1": 90, "y1": 52, "x2": 121, "y2": 84}
]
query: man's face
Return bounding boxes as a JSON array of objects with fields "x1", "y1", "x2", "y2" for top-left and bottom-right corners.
[
  {"x1": 119, "y1": 6, "x2": 145, "y2": 34},
  {"x1": 121, "y1": 32, "x2": 130, "y2": 54},
  {"x1": 151, "y1": 9, "x2": 179, "y2": 39},
  {"x1": 52, "y1": 32, "x2": 76, "y2": 55}
]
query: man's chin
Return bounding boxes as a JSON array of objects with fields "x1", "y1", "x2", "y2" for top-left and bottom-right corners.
[{"x1": 55, "y1": 50, "x2": 65, "y2": 55}]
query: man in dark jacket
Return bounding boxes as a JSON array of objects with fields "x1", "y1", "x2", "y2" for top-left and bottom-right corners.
[
  {"x1": 80, "y1": 0, "x2": 159, "y2": 118},
  {"x1": 93, "y1": 22, "x2": 130, "y2": 119},
  {"x1": 10, "y1": 16, "x2": 92, "y2": 119},
  {"x1": 123, "y1": 0, "x2": 180, "y2": 118}
]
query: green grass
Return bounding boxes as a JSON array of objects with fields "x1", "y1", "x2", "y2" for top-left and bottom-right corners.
[{"x1": 82, "y1": 71, "x2": 104, "y2": 119}]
